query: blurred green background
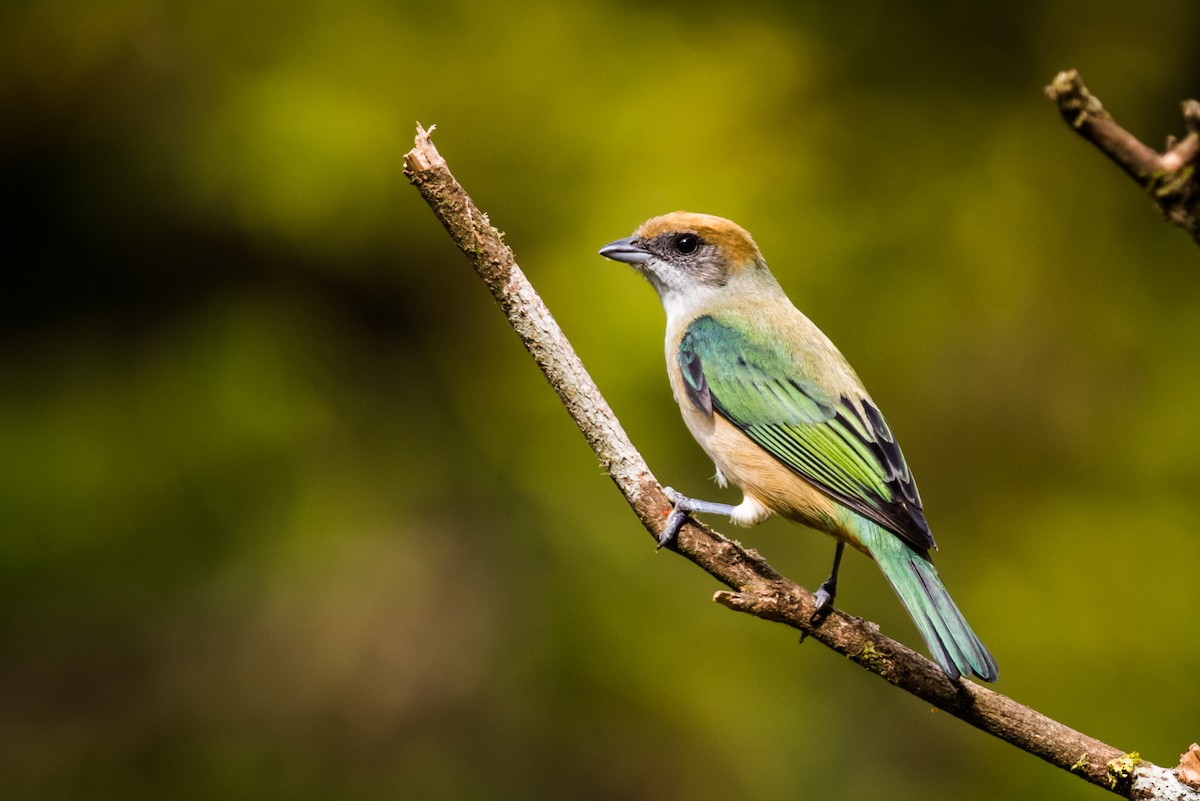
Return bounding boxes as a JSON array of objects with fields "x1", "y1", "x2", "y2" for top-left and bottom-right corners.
[{"x1": 3, "y1": 1, "x2": 1199, "y2": 799}]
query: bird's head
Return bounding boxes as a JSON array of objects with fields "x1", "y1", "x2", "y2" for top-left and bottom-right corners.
[{"x1": 599, "y1": 212, "x2": 776, "y2": 316}]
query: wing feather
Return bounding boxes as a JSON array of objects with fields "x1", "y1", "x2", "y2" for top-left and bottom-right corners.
[{"x1": 681, "y1": 315, "x2": 934, "y2": 552}]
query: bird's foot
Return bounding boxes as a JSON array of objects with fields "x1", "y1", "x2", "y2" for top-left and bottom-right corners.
[
  {"x1": 658, "y1": 488, "x2": 689, "y2": 549},
  {"x1": 657, "y1": 487, "x2": 736, "y2": 550},
  {"x1": 809, "y1": 579, "x2": 837, "y2": 626},
  {"x1": 809, "y1": 541, "x2": 845, "y2": 626}
]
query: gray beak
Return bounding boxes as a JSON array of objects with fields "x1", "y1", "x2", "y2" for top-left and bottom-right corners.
[{"x1": 599, "y1": 236, "x2": 651, "y2": 265}]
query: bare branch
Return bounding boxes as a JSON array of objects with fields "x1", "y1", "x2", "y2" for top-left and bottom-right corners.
[
  {"x1": 404, "y1": 124, "x2": 1199, "y2": 799},
  {"x1": 1045, "y1": 70, "x2": 1200, "y2": 245}
]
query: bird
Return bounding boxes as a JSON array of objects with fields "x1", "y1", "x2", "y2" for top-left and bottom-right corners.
[{"x1": 599, "y1": 211, "x2": 997, "y2": 683}]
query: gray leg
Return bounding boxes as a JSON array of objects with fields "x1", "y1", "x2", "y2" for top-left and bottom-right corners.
[{"x1": 658, "y1": 487, "x2": 736, "y2": 549}]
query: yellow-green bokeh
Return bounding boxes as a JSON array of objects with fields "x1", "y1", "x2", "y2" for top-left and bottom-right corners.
[{"x1": 3, "y1": 1, "x2": 1199, "y2": 799}]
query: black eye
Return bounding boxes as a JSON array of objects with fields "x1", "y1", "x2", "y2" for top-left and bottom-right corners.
[{"x1": 673, "y1": 234, "x2": 700, "y2": 255}]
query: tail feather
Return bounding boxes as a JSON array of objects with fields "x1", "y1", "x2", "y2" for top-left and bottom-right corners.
[{"x1": 862, "y1": 521, "x2": 998, "y2": 682}]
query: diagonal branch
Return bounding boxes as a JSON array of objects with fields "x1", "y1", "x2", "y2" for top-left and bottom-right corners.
[
  {"x1": 403, "y1": 124, "x2": 1199, "y2": 799},
  {"x1": 1045, "y1": 69, "x2": 1200, "y2": 245}
]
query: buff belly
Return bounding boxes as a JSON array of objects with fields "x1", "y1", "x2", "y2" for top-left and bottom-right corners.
[{"x1": 680, "y1": 405, "x2": 870, "y2": 555}]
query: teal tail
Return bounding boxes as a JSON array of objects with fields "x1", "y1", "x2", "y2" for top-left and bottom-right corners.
[{"x1": 860, "y1": 519, "x2": 998, "y2": 682}]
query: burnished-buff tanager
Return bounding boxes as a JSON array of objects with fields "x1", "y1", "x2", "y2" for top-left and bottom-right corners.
[{"x1": 600, "y1": 211, "x2": 997, "y2": 683}]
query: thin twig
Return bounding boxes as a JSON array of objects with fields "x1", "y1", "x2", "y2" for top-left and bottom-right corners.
[
  {"x1": 1045, "y1": 70, "x2": 1200, "y2": 245},
  {"x1": 403, "y1": 124, "x2": 1199, "y2": 799}
]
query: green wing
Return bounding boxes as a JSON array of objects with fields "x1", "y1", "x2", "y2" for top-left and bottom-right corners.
[{"x1": 680, "y1": 315, "x2": 934, "y2": 552}]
